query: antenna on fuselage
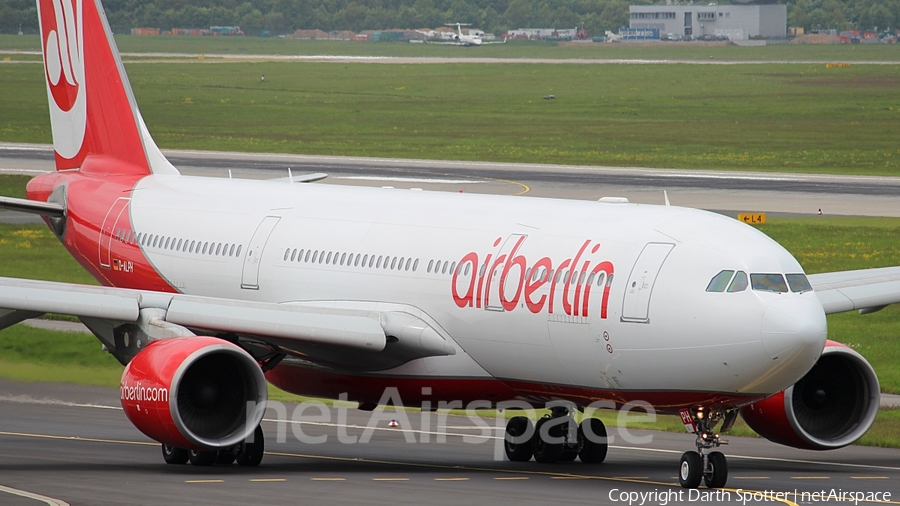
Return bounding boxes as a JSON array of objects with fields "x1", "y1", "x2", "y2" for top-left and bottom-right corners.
[
  {"x1": 228, "y1": 169, "x2": 232, "y2": 180},
  {"x1": 664, "y1": 190, "x2": 671, "y2": 206},
  {"x1": 288, "y1": 168, "x2": 294, "y2": 184}
]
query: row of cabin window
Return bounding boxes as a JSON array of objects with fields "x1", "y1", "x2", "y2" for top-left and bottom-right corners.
[
  {"x1": 125, "y1": 229, "x2": 243, "y2": 258},
  {"x1": 283, "y1": 248, "x2": 420, "y2": 272}
]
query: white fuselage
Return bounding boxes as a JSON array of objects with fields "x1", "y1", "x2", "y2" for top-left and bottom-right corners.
[{"x1": 129, "y1": 175, "x2": 827, "y2": 401}]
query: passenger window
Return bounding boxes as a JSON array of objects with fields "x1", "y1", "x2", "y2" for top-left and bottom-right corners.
[
  {"x1": 215, "y1": 243, "x2": 221, "y2": 255},
  {"x1": 427, "y1": 260, "x2": 433, "y2": 273},
  {"x1": 312, "y1": 251, "x2": 319, "y2": 263},
  {"x1": 326, "y1": 252, "x2": 332, "y2": 264},
  {"x1": 202, "y1": 242, "x2": 208, "y2": 254},
  {"x1": 377, "y1": 256, "x2": 383, "y2": 268},
  {"x1": 606, "y1": 273, "x2": 614, "y2": 287},
  {"x1": 414, "y1": 259, "x2": 419, "y2": 272},
  {"x1": 786, "y1": 274, "x2": 813, "y2": 293},
  {"x1": 587, "y1": 273, "x2": 595, "y2": 285},
  {"x1": 151, "y1": 235, "x2": 158, "y2": 248},
  {"x1": 177, "y1": 239, "x2": 183, "y2": 251},
  {"x1": 450, "y1": 262, "x2": 457, "y2": 274},
  {"x1": 728, "y1": 271, "x2": 748, "y2": 292},
  {"x1": 706, "y1": 270, "x2": 734, "y2": 292},
  {"x1": 304, "y1": 250, "x2": 310, "y2": 262},
  {"x1": 189, "y1": 240, "x2": 195, "y2": 253},
  {"x1": 236, "y1": 245, "x2": 242, "y2": 256},
  {"x1": 405, "y1": 258, "x2": 411, "y2": 271},
  {"x1": 284, "y1": 250, "x2": 290, "y2": 261},
  {"x1": 341, "y1": 253, "x2": 347, "y2": 265},
  {"x1": 579, "y1": 271, "x2": 586, "y2": 285},
  {"x1": 399, "y1": 257, "x2": 405, "y2": 269},
  {"x1": 750, "y1": 273, "x2": 789, "y2": 293},
  {"x1": 391, "y1": 257, "x2": 397, "y2": 270},
  {"x1": 479, "y1": 264, "x2": 485, "y2": 277},
  {"x1": 596, "y1": 272, "x2": 606, "y2": 287},
  {"x1": 441, "y1": 262, "x2": 448, "y2": 275},
  {"x1": 462, "y1": 262, "x2": 468, "y2": 275}
]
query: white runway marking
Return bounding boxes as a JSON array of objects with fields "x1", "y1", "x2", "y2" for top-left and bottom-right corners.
[
  {"x1": 0, "y1": 484, "x2": 69, "y2": 506},
  {"x1": 336, "y1": 176, "x2": 484, "y2": 184}
]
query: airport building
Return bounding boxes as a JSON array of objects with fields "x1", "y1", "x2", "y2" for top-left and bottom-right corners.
[{"x1": 629, "y1": 3, "x2": 787, "y2": 41}]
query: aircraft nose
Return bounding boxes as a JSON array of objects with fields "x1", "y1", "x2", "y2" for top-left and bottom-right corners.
[{"x1": 760, "y1": 296, "x2": 827, "y2": 361}]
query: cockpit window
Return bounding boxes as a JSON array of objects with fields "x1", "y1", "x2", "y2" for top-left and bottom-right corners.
[
  {"x1": 750, "y1": 273, "x2": 788, "y2": 293},
  {"x1": 786, "y1": 274, "x2": 813, "y2": 293},
  {"x1": 706, "y1": 270, "x2": 734, "y2": 292},
  {"x1": 727, "y1": 271, "x2": 748, "y2": 292}
]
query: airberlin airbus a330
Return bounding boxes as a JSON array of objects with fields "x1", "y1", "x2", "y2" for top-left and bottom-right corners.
[{"x1": 2, "y1": 0, "x2": 900, "y2": 489}]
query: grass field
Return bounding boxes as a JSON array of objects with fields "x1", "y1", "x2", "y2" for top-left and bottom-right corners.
[
  {"x1": 2, "y1": 58, "x2": 900, "y2": 174},
  {"x1": 3, "y1": 34, "x2": 900, "y2": 61}
]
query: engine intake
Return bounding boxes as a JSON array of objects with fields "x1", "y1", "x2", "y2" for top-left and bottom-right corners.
[
  {"x1": 120, "y1": 337, "x2": 267, "y2": 450},
  {"x1": 740, "y1": 340, "x2": 879, "y2": 450}
]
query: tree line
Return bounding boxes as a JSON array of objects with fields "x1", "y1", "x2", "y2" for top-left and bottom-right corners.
[{"x1": 1, "y1": 0, "x2": 898, "y2": 37}]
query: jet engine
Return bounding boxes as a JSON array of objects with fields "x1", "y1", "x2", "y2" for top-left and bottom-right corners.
[
  {"x1": 120, "y1": 336, "x2": 267, "y2": 450},
  {"x1": 740, "y1": 340, "x2": 879, "y2": 450}
]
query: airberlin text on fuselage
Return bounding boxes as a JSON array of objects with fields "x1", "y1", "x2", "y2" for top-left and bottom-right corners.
[
  {"x1": 452, "y1": 237, "x2": 614, "y2": 319},
  {"x1": 120, "y1": 381, "x2": 169, "y2": 403}
]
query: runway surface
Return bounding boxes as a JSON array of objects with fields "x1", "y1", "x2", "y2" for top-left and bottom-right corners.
[
  {"x1": 1, "y1": 379, "x2": 899, "y2": 506},
  {"x1": 2, "y1": 143, "x2": 900, "y2": 218}
]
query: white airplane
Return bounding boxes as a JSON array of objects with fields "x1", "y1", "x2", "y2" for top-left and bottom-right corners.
[
  {"x1": 1, "y1": 0, "x2": 898, "y2": 489},
  {"x1": 423, "y1": 23, "x2": 506, "y2": 46}
]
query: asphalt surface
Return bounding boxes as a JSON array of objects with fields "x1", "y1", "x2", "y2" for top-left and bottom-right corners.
[
  {"x1": 1, "y1": 379, "x2": 899, "y2": 506},
  {"x1": 3, "y1": 143, "x2": 900, "y2": 217}
]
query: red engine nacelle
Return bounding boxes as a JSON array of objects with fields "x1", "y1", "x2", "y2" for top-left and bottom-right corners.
[
  {"x1": 740, "y1": 340, "x2": 879, "y2": 450},
  {"x1": 120, "y1": 337, "x2": 267, "y2": 450}
]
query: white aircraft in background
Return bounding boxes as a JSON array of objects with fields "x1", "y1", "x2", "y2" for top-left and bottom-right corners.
[
  {"x1": 422, "y1": 23, "x2": 506, "y2": 46},
  {"x1": 1, "y1": 0, "x2": 898, "y2": 489}
]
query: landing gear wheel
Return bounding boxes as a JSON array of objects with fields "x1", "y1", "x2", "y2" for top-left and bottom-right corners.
[
  {"x1": 679, "y1": 451, "x2": 703, "y2": 489},
  {"x1": 577, "y1": 418, "x2": 608, "y2": 464},
  {"x1": 504, "y1": 416, "x2": 534, "y2": 462},
  {"x1": 532, "y1": 417, "x2": 563, "y2": 464},
  {"x1": 161, "y1": 444, "x2": 189, "y2": 465},
  {"x1": 215, "y1": 448, "x2": 237, "y2": 466},
  {"x1": 189, "y1": 449, "x2": 217, "y2": 467},
  {"x1": 559, "y1": 445, "x2": 578, "y2": 462},
  {"x1": 236, "y1": 425, "x2": 265, "y2": 467},
  {"x1": 704, "y1": 451, "x2": 728, "y2": 489}
]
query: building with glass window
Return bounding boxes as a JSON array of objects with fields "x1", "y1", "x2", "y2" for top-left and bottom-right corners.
[{"x1": 629, "y1": 3, "x2": 786, "y2": 41}]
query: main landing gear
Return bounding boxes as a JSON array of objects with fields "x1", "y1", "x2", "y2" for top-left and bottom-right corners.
[
  {"x1": 504, "y1": 406, "x2": 608, "y2": 464},
  {"x1": 678, "y1": 407, "x2": 735, "y2": 489},
  {"x1": 161, "y1": 425, "x2": 265, "y2": 467}
]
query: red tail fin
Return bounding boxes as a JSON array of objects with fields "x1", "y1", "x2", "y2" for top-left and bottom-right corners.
[{"x1": 37, "y1": 0, "x2": 178, "y2": 175}]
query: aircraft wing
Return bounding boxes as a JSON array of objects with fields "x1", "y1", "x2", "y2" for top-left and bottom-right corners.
[
  {"x1": 0, "y1": 276, "x2": 455, "y2": 370},
  {"x1": 809, "y1": 266, "x2": 900, "y2": 314}
]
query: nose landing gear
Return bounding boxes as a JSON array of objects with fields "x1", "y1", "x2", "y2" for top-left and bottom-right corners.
[{"x1": 678, "y1": 407, "x2": 734, "y2": 489}]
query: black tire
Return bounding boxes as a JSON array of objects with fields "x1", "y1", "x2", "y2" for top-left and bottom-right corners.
[
  {"x1": 161, "y1": 444, "x2": 189, "y2": 465},
  {"x1": 236, "y1": 425, "x2": 265, "y2": 467},
  {"x1": 704, "y1": 451, "x2": 728, "y2": 489},
  {"x1": 678, "y1": 451, "x2": 703, "y2": 489},
  {"x1": 532, "y1": 417, "x2": 563, "y2": 464},
  {"x1": 504, "y1": 416, "x2": 534, "y2": 462},
  {"x1": 189, "y1": 449, "x2": 217, "y2": 467},
  {"x1": 215, "y1": 448, "x2": 237, "y2": 466},
  {"x1": 577, "y1": 418, "x2": 608, "y2": 464},
  {"x1": 559, "y1": 445, "x2": 578, "y2": 462}
]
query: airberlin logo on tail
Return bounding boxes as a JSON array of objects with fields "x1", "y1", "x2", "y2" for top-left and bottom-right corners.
[
  {"x1": 451, "y1": 237, "x2": 614, "y2": 319},
  {"x1": 39, "y1": 0, "x2": 87, "y2": 160}
]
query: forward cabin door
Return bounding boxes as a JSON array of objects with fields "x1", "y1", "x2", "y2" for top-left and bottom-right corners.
[
  {"x1": 621, "y1": 243, "x2": 674, "y2": 323},
  {"x1": 241, "y1": 216, "x2": 281, "y2": 290}
]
